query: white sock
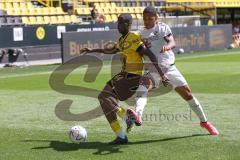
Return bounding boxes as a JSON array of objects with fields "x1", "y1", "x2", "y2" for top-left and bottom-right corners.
[
  {"x1": 135, "y1": 85, "x2": 148, "y2": 116},
  {"x1": 117, "y1": 131, "x2": 126, "y2": 139},
  {"x1": 135, "y1": 85, "x2": 148, "y2": 117},
  {"x1": 187, "y1": 96, "x2": 207, "y2": 122},
  {"x1": 135, "y1": 97, "x2": 147, "y2": 117}
]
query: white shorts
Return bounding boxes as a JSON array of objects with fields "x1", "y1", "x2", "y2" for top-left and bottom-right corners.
[{"x1": 144, "y1": 65, "x2": 188, "y2": 89}]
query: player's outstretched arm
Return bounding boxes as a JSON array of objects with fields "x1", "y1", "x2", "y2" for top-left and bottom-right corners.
[
  {"x1": 80, "y1": 41, "x2": 119, "y2": 55},
  {"x1": 137, "y1": 45, "x2": 169, "y2": 86},
  {"x1": 80, "y1": 48, "x2": 104, "y2": 54}
]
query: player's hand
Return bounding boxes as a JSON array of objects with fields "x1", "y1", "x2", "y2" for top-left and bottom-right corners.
[
  {"x1": 80, "y1": 48, "x2": 92, "y2": 55},
  {"x1": 142, "y1": 38, "x2": 151, "y2": 48},
  {"x1": 103, "y1": 41, "x2": 115, "y2": 54},
  {"x1": 161, "y1": 74, "x2": 170, "y2": 87},
  {"x1": 160, "y1": 45, "x2": 171, "y2": 53}
]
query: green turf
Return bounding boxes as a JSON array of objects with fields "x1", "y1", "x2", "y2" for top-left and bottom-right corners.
[{"x1": 0, "y1": 49, "x2": 240, "y2": 160}]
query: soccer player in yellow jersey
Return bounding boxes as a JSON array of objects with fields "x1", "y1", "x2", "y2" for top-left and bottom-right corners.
[{"x1": 80, "y1": 13, "x2": 169, "y2": 144}]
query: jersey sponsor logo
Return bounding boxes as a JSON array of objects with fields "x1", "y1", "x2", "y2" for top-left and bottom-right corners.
[
  {"x1": 119, "y1": 41, "x2": 132, "y2": 51},
  {"x1": 147, "y1": 34, "x2": 161, "y2": 43}
]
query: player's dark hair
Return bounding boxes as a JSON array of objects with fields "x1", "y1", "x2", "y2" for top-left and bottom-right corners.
[
  {"x1": 143, "y1": 6, "x2": 157, "y2": 16},
  {"x1": 118, "y1": 13, "x2": 132, "y2": 24}
]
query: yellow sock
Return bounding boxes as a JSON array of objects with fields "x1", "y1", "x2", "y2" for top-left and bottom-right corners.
[
  {"x1": 110, "y1": 120, "x2": 122, "y2": 133},
  {"x1": 116, "y1": 106, "x2": 127, "y2": 118}
]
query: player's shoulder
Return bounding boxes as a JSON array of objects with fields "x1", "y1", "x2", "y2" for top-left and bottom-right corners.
[
  {"x1": 129, "y1": 31, "x2": 141, "y2": 37},
  {"x1": 156, "y1": 22, "x2": 170, "y2": 29},
  {"x1": 128, "y1": 31, "x2": 141, "y2": 39},
  {"x1": 156, "y1": 21, "x2": 172, "y2": 34},
  {"x1": 127, "y1": 31, "x2": 142, "y2": 46}
]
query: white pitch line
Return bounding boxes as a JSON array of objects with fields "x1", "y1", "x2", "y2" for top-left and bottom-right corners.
[
  {"x1": 0, "y1": 71, "x2": 52, "y2": 79},
  {"x1": 176, "y1": 50, "x2": 240, "y2": 60}
]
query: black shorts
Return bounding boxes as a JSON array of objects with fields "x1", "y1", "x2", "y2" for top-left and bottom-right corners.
[{"x1": 107, "y1": 72, "x2": 141, "y2": 101}]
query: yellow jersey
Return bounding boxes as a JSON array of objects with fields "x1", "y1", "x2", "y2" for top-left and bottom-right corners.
[{"x1": 115, "y1": 32, "x2": 144, "y2": 75}]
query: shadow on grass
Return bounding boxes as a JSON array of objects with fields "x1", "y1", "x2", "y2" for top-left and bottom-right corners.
[{"x1": 22, "y1": 134, "x2": 209, "y2": 155}]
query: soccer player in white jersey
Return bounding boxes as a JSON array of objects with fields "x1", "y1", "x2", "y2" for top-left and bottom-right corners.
[{"x1": 126, "y1": 7, "x2": 219, "y2": 135}]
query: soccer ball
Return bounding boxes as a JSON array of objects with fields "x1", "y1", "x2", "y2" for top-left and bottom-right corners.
[
  {"x1": 177, "y1": 48, "x2": 185, "y2": 54},
  {"x1": 68, "y1": 125, "x2": 87, "y2": 143}
]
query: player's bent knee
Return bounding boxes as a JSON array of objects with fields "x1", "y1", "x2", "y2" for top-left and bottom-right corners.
[
  {"x1": 98, "y1": 92, "x2": 106, "y2": 104},
  {"x1": 136, "y1": 85, "x2": 148, "y2": 98},
  {"x1": 175, "y1": 85, "x2": 193, "y2": 101},
  {"x1": 184, "y1": 93, "x2": 193, "y2": 101},
  {"x1": 139, "y1": 77, "x2": 153, "y2": 90}
]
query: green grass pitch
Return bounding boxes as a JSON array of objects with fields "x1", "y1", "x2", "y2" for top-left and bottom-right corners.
[{"x1": 0, "y1": 49, "x2": 240, "y2": 160}]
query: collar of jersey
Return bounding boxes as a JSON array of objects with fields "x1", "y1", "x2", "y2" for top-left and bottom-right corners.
[{"x1": 119, "y1": 32, "x2": 130, "y2": 49}]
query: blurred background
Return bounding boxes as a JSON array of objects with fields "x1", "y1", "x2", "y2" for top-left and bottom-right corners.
[{"x1": 0, "y1": 0, "x2": 239, "y2": 66}]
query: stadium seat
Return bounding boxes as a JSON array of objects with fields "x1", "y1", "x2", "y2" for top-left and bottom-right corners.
[
  {"x1": 103, "y1": 8, "x2": 110, "y2": 14},
  {"x1": 83, "y1": 8, "x2": 91, "y2": 15},
  {"x1": 111, "y1": 2, "x2": 117, "y2": 7},
  {"x1": 35, "y1": 8, "x2": 43, "y2": 15},
  {"x1": 6, "y1": 9, "x2": 14, "y2": 15},
  {"x1": 71, "y1": 15, "x2": 80, "y2": 23},
  {"x1": 19, "y1": 2, "x2": 27, "y2": 9},
  {"x1": 131, "y1": 14, "x2": 137, "y2": 19},
  {"x1": 13, "y1": 2, "x2": 20, "y2": 8},
  {"x1": 122, "y1": 7, "x2": 128, "y2": 13},
  {"x1": 28, "y1": 8, "x2": 37, "y2": 15},
  {"x1": 136, "y1": 7, "x2": 144, "y2": 13},
  {"x1": 36, "y1": 16, "x2": 45, "y2": 24},
  {"x1": 29, "y1": 16, "x2": 37, "y2": 25},
  {"x1": 0, "y1": 3, "x2": 5, "y2": 10},
  {"x1": 128, "y1": 7, "x2": 136, "y2": 13},
  {"x1": 49, "y1": 7, "x2": 57, "y2": 15},
  {"x1": 116, "y1": 7, "x2": 122, "y2": 14},
  {"x1": 57, "y1": 15, "x2": 65, "y2": 24},
  {"x1": 22, "y1": 16, "x2": 29, "y2": 24},
  {"x1": 27, "y1": 2, "x2": 33, "y2": 9},
  {"x1": 21, "y1": 8, "x2": 29, "y2": 15},
  {"x1": 56, "y1": 7, "x2": 65, "y2": 14},
  {"x1": 14, "y1": 8, "x2": 22, "y2": 16},
  {"x1": 5, "y1": 3, "x2": 13, "y2": 9},
  {"x1": 111, "y1": 14, "x2": 118, "y2": 22},
  {"x1": 97, "y1": 8, "x2": 103, "y2": 14},
  {"x1": 94, "y1": 3, "x2": 100, "y2": 8},
  {"x1": 106, "y1": 3, "x2": 111, "y2": 8},
  {"x1": 43, "y1": 16, "x2": 50, "y2": 24},
  {"x1": 136, "y1": 13, "x2": 142, "y2": 20},
  {"x1": 42, "y1": 7, "x2": 50, "y2": 15},
  {"x1": 76, "y1": 8, "x2": 90, "y2": 15},
  {"x1": 109, "y1": 7, "x2": 117, "y2": 14},
  {"x1": 50, "y1": 16, "x2": 58, "y2": 24},
  {"x1": 64, "y1": 15, "x2": 71, "y2": 24},
  {"x1": 100, "y1": 3, "x2": 105, "y2": 8},
  {"x1": 105, "y1": 14, "x2": 112, "y2": 22}
]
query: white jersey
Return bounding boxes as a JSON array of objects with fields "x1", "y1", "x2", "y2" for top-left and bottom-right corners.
[{"x1": 139, "y1": 22, "x2": 175, "y2": 72}]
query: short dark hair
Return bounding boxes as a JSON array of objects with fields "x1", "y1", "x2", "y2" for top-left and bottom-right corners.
[
  {"x1": 143, "y1": 6, "x2": 157, "y2": 16},
  {"x1": 118, "y1": 13, "x2": 132, "y2": 24}
]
